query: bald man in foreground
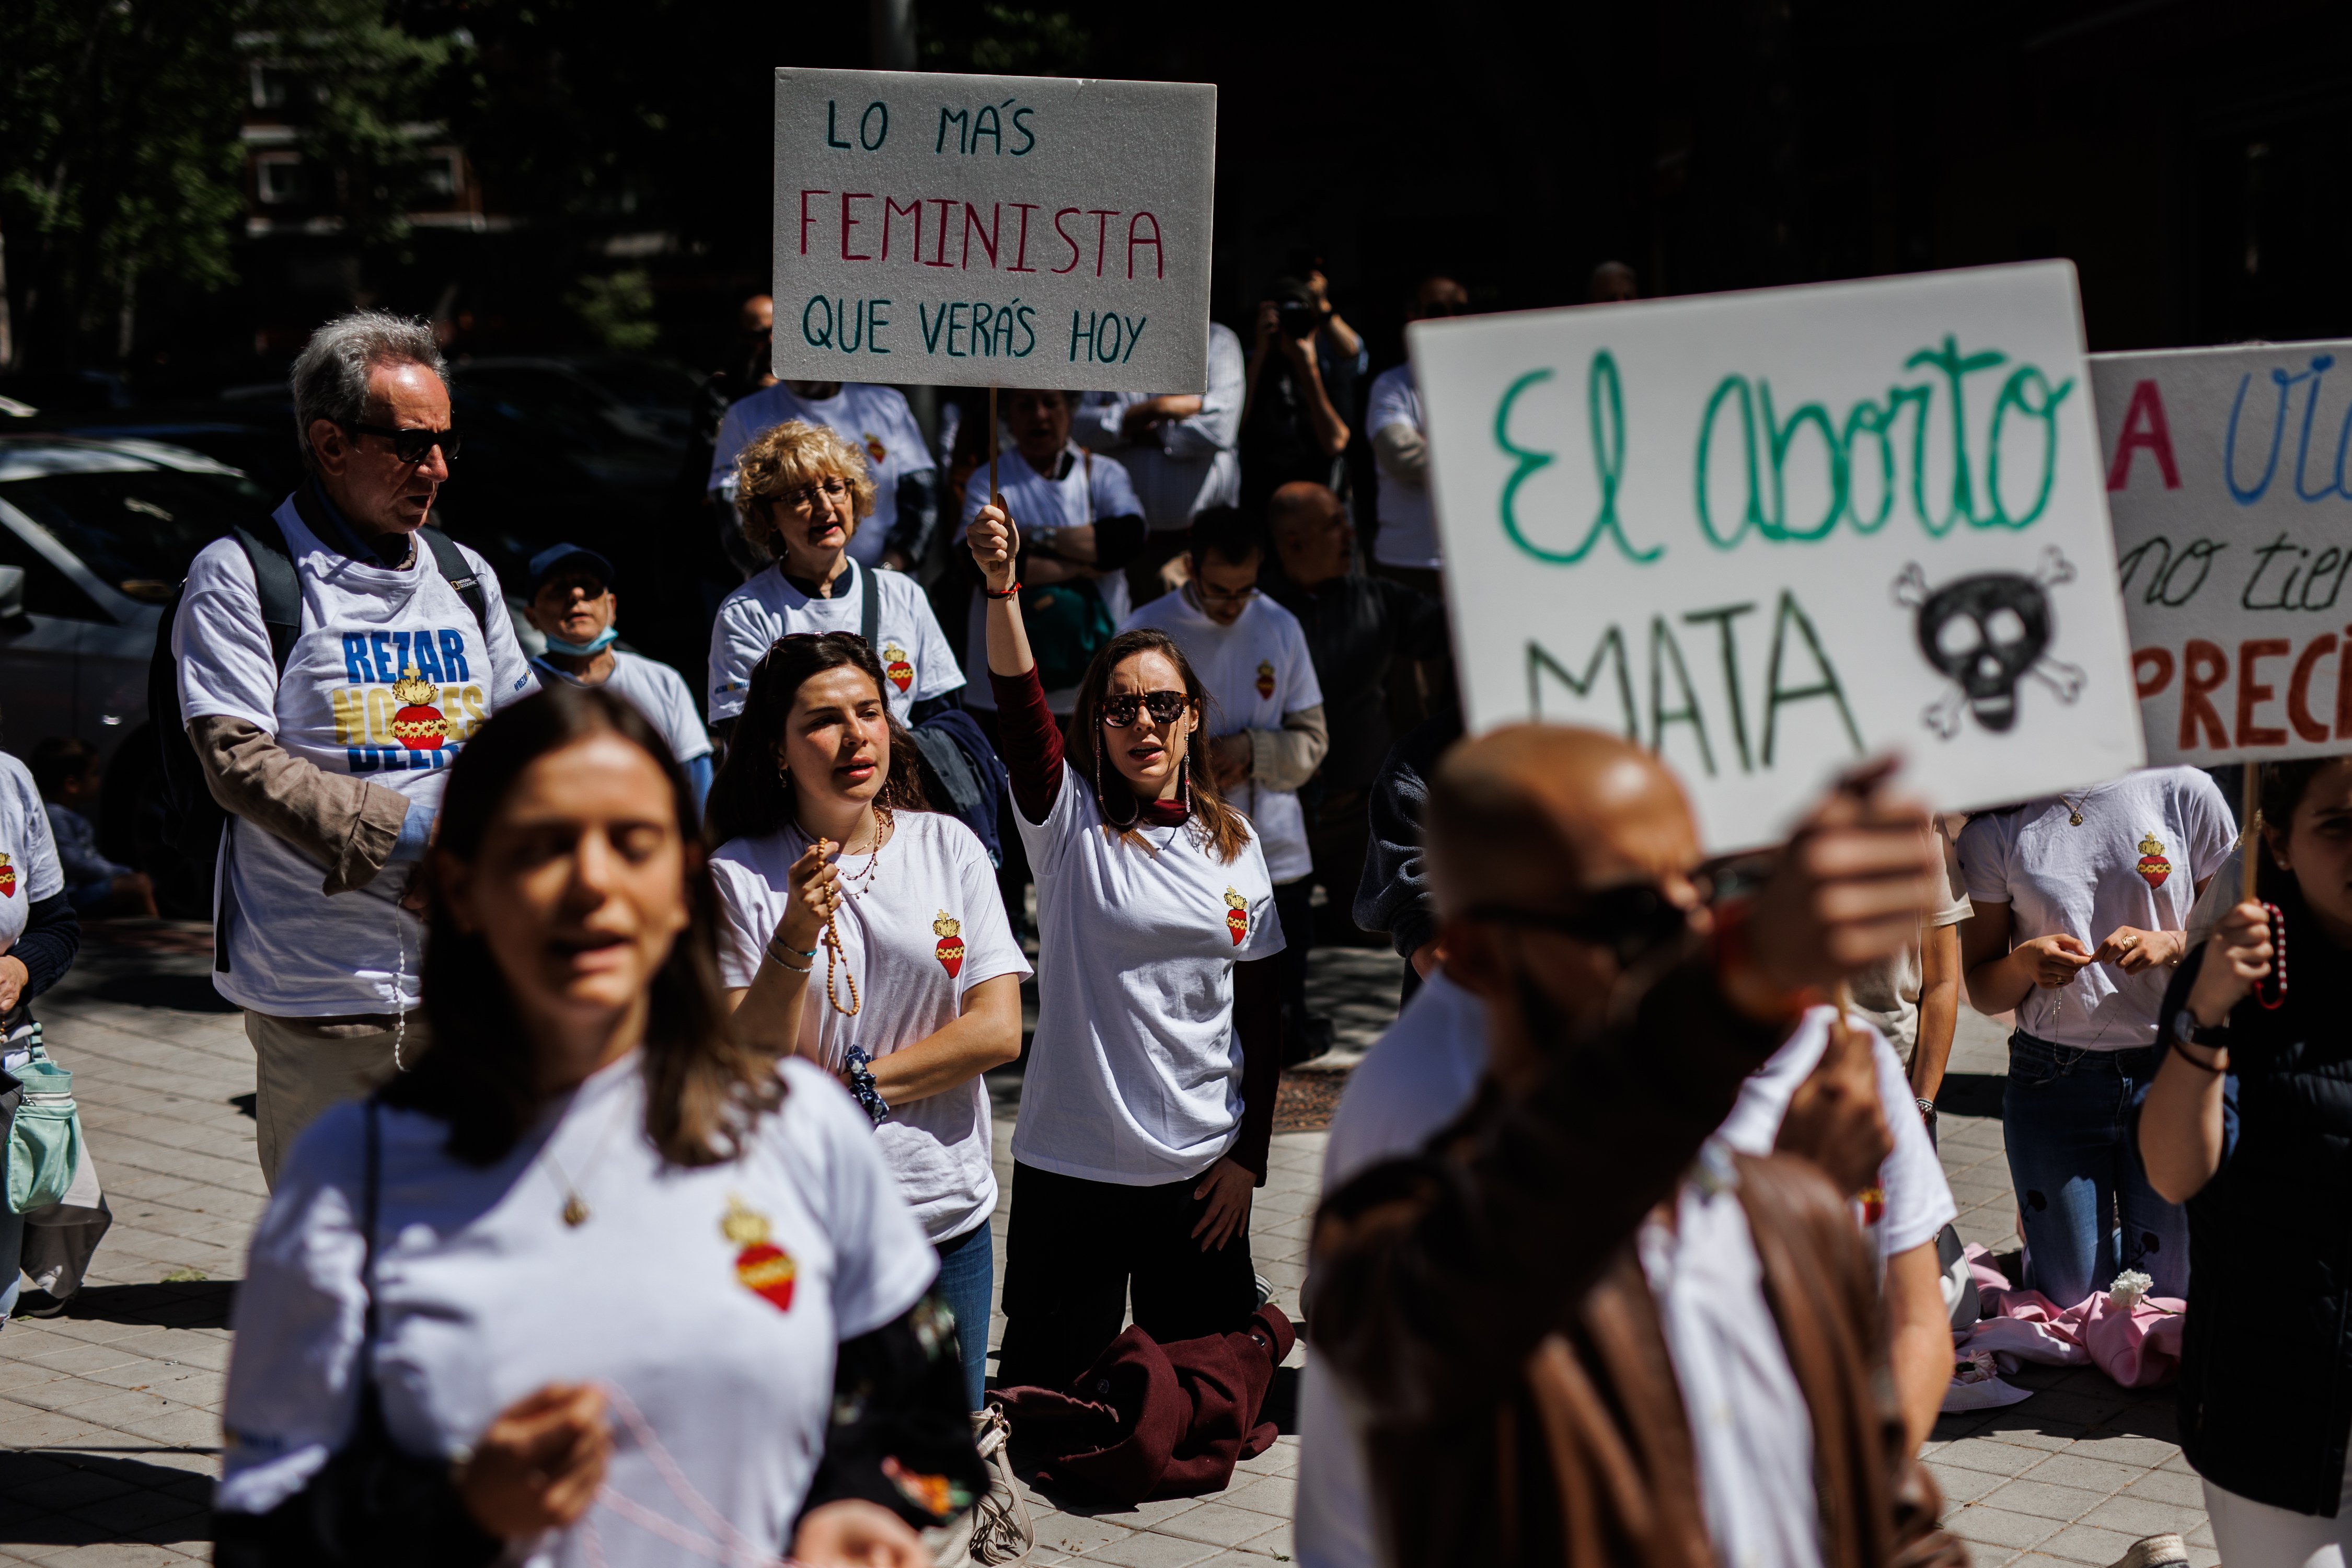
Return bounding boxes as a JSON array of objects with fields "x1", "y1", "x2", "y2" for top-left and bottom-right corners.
[{"x1": 1306, "y1": 727, "x2": 1963, "y2": 1568}]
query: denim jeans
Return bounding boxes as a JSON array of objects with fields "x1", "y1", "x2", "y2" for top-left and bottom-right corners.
[
  {"x1": 2003, "y1": 1030, "x2": 2189, "y2": 1306},
  {"x1": 0, "y1": 1205, "x2": 23, "y2": 1325},
  {"x1": 934, "y1": 1218, "x2": 995, "y2": 1410}
]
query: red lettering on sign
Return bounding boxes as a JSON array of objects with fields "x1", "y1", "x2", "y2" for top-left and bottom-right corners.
[
  {"x1": 925, "y1": 199, "x2": 958, "y2": 268},
  {"x1": 1008, "y1": 203, "x2": 1039, "y2": 273},
  {"x1": 2237, "y1": 638, "x2": 2291, "y2": 747},
  {"x1": 882, "y1": 197, "x2": 923, "y2": 262},
  {"x1": 2134, "y1": 647, "x2": 2175, "y2": 699},
  {"x1": 962, "y1": 203, "x2": 1000, "y2": 270},
  {"x1": 1051, "y1": 209, "x2": 1082, "y2": 274},
  {"x1": 2106, "y1": 379, "x2": 2182, "y2": 492},
  {"x1": 799, "y1": 190, "x2": 830, "y2": 256},
  {"x1": 2180, "y1": 640, "x2": 2229, "y2": 751},
  {"x1": 840, "y1": 193, "x2": 874, "y2": 261},
  {"x1": 2290, "y1": 634, "x2": 2339, "y2": 743},
  {"x1": 1128, "y1": 212, "x2": 1163, "y2": 280},
  {"x1": 1087, "y1": 210, "x2": 1119, "y2": 278}
]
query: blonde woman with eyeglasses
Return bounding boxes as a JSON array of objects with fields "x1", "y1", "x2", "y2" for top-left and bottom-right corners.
[{"x1": 707, "y1": 421, "x2": 963, "y2": 741}]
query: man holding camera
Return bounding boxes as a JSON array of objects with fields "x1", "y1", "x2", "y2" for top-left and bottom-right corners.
[{"x1": 1240, "y1": 276, "x2": 1355, "y2": 518}]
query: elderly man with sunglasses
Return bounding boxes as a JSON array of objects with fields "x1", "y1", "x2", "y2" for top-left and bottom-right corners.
[
  {"x1": 1295, "y1": 729, "x2": 1963, "y2": 1568},
  {"x1": 169, "y1": 310, "x2": 535, "y2": 1186}
]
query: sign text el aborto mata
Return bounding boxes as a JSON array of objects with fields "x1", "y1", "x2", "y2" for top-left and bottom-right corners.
[
  {"x1": 771, "y1": 67, "x2": 1216, "y2": 393},
  {"x1": 2094, "y1": 342, "x2": 2352, "y2": 767},
  {"x1": 1413, "y1": 261, "x2": 2143, "y2": 852}
]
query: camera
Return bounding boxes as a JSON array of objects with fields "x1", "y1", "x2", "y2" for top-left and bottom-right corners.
[{"x1": 1277, "y1": 299, "x2": 1322, "y2": 340}]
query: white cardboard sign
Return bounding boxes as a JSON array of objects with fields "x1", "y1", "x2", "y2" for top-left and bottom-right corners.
[
  {"x1": 1413, "y1": 260, "x2": 2145, "y2": 851},
  {"x1": 2093, "y1": 341, "x2": 2352, "y2": 767},
  {"x1": 771, "y1": 67, "x2": 1215, "y2": 393}
]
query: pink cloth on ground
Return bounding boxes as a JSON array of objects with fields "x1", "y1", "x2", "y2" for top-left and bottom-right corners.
[{"x1": 1955, "y1": 1244, "x2": 2185, "y2": 1389}]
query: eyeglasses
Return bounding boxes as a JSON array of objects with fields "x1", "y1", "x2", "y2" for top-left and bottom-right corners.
[
  {"x1": 770, "y1": 477, "x2": 851, "y2": 512},
  {"x1": 1100, "y1": 690, "x2": 1193, "y2": 728},
  {"x1": 1461, "y1": 883, "x2": 1698, "y2": 968},
  {"x1": 341, "y1": 421, "x2": 460, "y2": 464},
  {"x1": 1193, "y1": 581, "x2": 1260, "y2": 606}
]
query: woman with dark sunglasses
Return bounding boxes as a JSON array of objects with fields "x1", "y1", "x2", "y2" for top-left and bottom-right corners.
[
  {"x1": 965, "y1": 500, "x2": 1286, "y2": 1393},
  {"x1": 704, "y1": 631, "x2": 1029, "y2": 1410}
]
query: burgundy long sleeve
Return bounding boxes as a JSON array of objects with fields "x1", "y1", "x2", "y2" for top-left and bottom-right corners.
[{"x1": 989, "y1": 664, "x2": 1065, "y2": 825}]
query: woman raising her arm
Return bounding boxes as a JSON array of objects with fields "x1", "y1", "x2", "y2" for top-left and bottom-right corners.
[
  {"x1": 214, "y1": 685, "x2": 981, "y2": 1567},
  {"x1": 966, "y1": 500, "x2": 1286, "y2": 1393},
  {"x1": 2139, "y1": 757, "x2": 2352, "y2": 1567},
  {"x1": 707, "y1": 630, "x2": 1029, "y2": 1409}
]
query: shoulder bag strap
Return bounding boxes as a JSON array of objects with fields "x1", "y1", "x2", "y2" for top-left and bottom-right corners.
[
  {"x1": 230, "y1": 516, "x2": 303, "y2": 676},
  {"x1": 859, "y1": 558, "x2": 880, "y2": 648},
  {"x1": 419, "y1": 529, "x2": 494, "y2": 644}
]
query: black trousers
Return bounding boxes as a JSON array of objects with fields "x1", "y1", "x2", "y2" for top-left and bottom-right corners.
[
  {"x1": 993, "y1": 1160, "x2": 1259, "y2": 1393},
  {"x1": 1272, "y1": 875, "x2": 1315, "y2": 1020}
]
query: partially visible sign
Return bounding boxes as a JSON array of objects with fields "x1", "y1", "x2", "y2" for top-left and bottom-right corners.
[
  {"x1": 771, "y1": 67, "x2": 1215, "y2": 393},
  {"x1": 1413, "y1": 260, "x2": 2145, "y2": 851},
  {"x1": 2094, "y1": 342, "x2": 2352, "y2": 766}
]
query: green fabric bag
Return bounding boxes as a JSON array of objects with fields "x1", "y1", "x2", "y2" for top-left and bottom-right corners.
[
  {"x1": 7, "y1": 1044, "x2": 79, "y2": 1215},
  {"x1": 1020, "y1": 578, "x2": 1115, "y2": 691}
]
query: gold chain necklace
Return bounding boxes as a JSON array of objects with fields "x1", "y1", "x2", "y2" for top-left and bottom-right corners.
[
  {"x1": 541, "y1": 1091, "x2": 629, "y2": 1227},
  {"x1": 2058, "y1": 791, "x2": 2090, "y2": 826}
]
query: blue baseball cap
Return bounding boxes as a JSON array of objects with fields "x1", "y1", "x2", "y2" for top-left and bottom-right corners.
[{"x1": 525, "y1": 542, "x2": 614, "y2": 597}]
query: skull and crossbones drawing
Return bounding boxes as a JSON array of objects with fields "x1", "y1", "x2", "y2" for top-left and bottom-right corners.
[{"x1": 1893, "y1": 546, "x2": 2085, "y2": 739}]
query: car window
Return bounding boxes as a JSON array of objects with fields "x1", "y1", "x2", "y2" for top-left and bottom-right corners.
[
  {"x1": 0, "y1": 468, "x2": 273, "y2": 603},
  {"x1": 0, "y1": 521, "x2": 109, "y2": 621}
]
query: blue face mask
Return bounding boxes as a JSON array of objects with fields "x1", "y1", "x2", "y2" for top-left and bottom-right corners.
[{"x1": 543, "y1": 625, "x2": 619, "y2": 657}]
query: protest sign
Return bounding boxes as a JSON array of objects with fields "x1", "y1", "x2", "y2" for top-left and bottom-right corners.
[
  {"x1": 2093, "y1": 342, "x2": 2352, "y2": 768},
  {"x1": 771, "y1": 67, "x2": 1215, "y2": 393},
  {"x1": 1413, "y1": 260, "x2": 2144, "y2": 850}
]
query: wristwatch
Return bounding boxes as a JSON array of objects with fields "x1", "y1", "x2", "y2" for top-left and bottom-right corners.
[{"x1": 2170, "y1": 1008, "x2": 2229, "y2": 1049}]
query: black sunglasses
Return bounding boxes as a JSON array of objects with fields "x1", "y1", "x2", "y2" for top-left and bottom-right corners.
[
  {"x1": 1100, "y1": 690, "x2": 1192, "y2": 728},
  {"x1": 341, "y1": 421, "x2": 461, "y2": 464},
  {"x1": 1462, "y1": 882, "x2": 1697, "y2": 967}
]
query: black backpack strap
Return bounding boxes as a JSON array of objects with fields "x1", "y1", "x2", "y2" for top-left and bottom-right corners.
[
  {"x1": 228, "y1": 516, "x2": 303, "y2": 677},
  {"x1": 419, "y1": 528, "x2": 494, "y2": 642},
  {"x1": 859, "y1": 558, "x2": 880, "y2": 648}
]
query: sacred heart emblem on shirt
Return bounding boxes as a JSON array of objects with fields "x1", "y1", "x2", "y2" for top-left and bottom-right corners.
[
  {"x1": 864, "y1": 432, "x2": 887, "y2": 466},
  {"x1": 390, "y1": 664, "x2": 448, "y2": 751},
  {"x1": 1224, "y1": 887, "x2": 1248, "y2": 946},
  {"x1": 883, "y1": 641, "x2": 915, "y2": 694},
  {"x1": 933, "y1": 910, "x2": 965, "y2": 978},
  {"x1": 2136, "y1": 832, "x2": 2172, "y2": 890},
  {"x1": 0, "y1": 853, "x2": 18, "y2": 898},
  {"x1": 1255, "y1": 660, "x2": 1276, "y2": 700},
  {"x1": 722, "y1": 1194, "x2": 795, "y2": 1312}
]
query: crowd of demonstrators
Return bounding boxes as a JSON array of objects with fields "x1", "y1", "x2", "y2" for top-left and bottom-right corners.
[
  {"x1": 518, "y1": 543, "x2": 713, "y2": 813},
  {"x1": 215, "y1": 685, "x2": 978, "y2": 1567},
  {"x1": 705, "y1": 632, "x2": 1027, "y2": 1411},
  {"x1": 1265, "y1": 480, "x2": 1448, "y2": 951},
  {"x1": 966, "y1": 499, "x2": 1286, "y2": 1393},
  {"x1": 1075, "y1": 320, "x2": 1247, "y2": 603},
  {"x1": 2139, "y1": 757, "x2": 2352, "y2": 1566},
  {"x1": 1306, "y1": 730, "x2": 1956, "y2": 1568},
  {"x1": 1957, "y1": 766, "x2": 2234, "y2": 1306},
  {"x1": 29, "y1": 737, "x2": 158, "y2": 919},
  {"x1": 706, "y1": 421, "x2": 964, "y2": 742},
  {"x1": 1124, "y1": 506, "x2": 1332, "y2": 1058},
  {"x1": 172, "y1": 310, "x2": 535, "y2": 1189},
  {"x1": 708, "y1": 375, "x2": 939, "y2": 577}
]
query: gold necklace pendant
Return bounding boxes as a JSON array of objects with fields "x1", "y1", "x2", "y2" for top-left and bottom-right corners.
[
  {"x1": 562, "y1": 1193, "x2": 591, "y2": 1227},
  {"x1": 2068, "y1": 808, "x2": 2084, "y2": 826}
]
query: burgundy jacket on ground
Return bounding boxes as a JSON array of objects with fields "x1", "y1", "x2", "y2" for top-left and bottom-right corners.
[{"x1": 993, "y1": 1304, "x2": 1297, "y2": 1503}]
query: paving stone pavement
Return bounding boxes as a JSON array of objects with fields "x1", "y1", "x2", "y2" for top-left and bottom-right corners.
[{"x1": 0, "y1": 929, "x2": 2219, "y2": 1567}]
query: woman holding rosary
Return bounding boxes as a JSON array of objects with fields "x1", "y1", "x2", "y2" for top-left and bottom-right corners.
[{"x1": 707, "y1": 631, "x2": 1029, "y2": 1410}]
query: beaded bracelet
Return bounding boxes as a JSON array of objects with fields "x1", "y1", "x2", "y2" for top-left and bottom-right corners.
[
  {"x1": 982, "y1": 581, "x2": 1022, "y2": 599},
  {"x1": 843, "y1": 1044, "x2": 890, "y2": 1125},
  {"x1": 767, "y1": 936, "x2": 817, "y2": 973}
]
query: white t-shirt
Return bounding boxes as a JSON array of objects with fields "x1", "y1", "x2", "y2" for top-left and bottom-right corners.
[
  {"x1": 1120, "y1": 589, "x2": 1323, "y2": 884},
  {"x1": 707, "y1": 558, "x2": 962, "y2": 725},
  {"x1": 710, "y1": 812, "x2": 1030, "y2": 1243},
  {"x1": 961, "y1": 442, "x2": 1139, "y2": 715},
  {"x1": 531, "y1": 650, "x2": 711, "y2": 765},
  {"x1": 708, "y1": 383, "x2": 936, "y2": 569},
  {"x1": 1640, "y1": 1144, "x2": 1824, "y2": 1568},
  {"x1": 1296, "y1": 971, "x2": 1486, "y2": 1568},
  {"x1": 1957, "y1": 766, "x2": 2235, "y2": 1049},
  {"x1": 217, "y1": 1054, "x2": 936, "y2": 1567},
  {"x1": 1713, "y1": 1006, "x2": 1956, "y2": 1264},
  {"x1": 1366, "y1": 364, "x2": 1437, "y2": 572},
  {"x1": 175, "y1": 498, "x2": 536, "y2": 1016},
  {"x1": 1011, "y1": 762, "x2": 1285, "y2": 1185},
  {"x1": 0, "y1": 753, "x2": 65, "y2": 950}
]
